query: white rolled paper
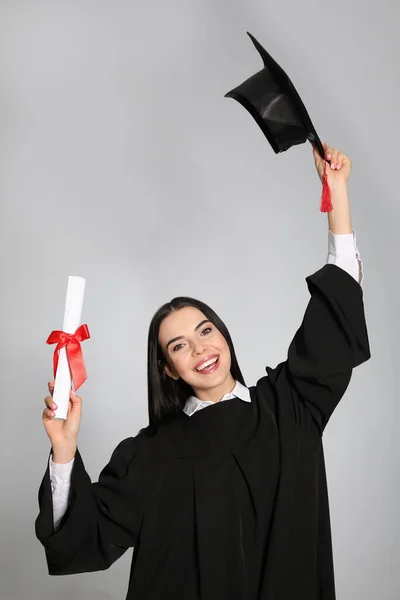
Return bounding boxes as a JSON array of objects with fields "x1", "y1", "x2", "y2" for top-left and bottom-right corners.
[{"x1": 52, "y1": 276, "x2": 86, "y2": 421}]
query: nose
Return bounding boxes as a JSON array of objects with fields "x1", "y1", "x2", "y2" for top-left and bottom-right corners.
[{"x1": 192, "y1": 342, "x2": 207, "y2": 355}]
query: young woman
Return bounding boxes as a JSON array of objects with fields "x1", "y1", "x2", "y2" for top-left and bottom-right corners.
[{"x1": 35, "y1": 143, "x2": 370, "y2": 600}]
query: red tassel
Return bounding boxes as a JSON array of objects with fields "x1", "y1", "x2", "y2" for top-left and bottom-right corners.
[{"x1": 320, "y1": 148, "x2": 333, "y2": 213}]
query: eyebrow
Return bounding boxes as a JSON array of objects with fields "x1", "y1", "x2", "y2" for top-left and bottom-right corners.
[{"x1": 166, "y1": 319, "x2": 211, "y2": 350}]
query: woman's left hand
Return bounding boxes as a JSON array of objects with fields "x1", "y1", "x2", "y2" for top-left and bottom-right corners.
[{"x1": 313, "y1": 142, "x2": 352, "y2": 187}]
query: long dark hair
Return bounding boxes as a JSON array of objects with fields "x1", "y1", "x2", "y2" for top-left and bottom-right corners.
[{"x1": 145, "y1": 296, "x2": 246, "y2": 430}]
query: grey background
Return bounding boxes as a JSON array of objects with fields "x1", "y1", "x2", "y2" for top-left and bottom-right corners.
[{"x1": 0, "y1": 1, "x2": 398, "y2": 599}]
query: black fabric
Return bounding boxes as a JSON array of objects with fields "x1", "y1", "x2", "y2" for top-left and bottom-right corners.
[
  {"x1": 225, "y1": 32, "x2": 326, "y2": 161},
  {"x1": 35, "y1": 264, "x2": 370, "y2": 599}
]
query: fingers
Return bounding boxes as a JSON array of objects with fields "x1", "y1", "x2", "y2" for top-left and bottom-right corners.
[
  {"x1": 45, "y1": 381, "x2": 57, "y2": 412},
  {"x1": 43, "y1": 405, "x2": 56, "y2": 420},
  {"x1": 44, "y1": 381, "x2": 82, "y2": 420},
  {"x1": 45, "y1": 384, "x2": 80, "y2": 406},
  {"x1": 322, "y1": 142, "x2": 343, "y2": 170},
  {"x1": 44, "y1": 393, "x2": 57, "y2": 407}
]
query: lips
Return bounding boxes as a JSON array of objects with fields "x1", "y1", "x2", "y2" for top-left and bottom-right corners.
[
  {"x1": 195, "y1": 357, "x2": 220, "y2": 375},
  {"x1": 194, "y1": 354, "x2": 220, "y2": 371}
]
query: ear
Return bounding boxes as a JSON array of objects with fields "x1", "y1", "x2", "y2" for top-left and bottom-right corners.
[{"x1": 158, "y1": 359, "x2": 179, "y2": 381}]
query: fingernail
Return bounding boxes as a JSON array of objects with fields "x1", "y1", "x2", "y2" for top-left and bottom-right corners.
[
  {"x1": 327, "y1": 154, "x2": 331, "y2": 159},
  {"x1": 52, "y1": 403, "x2": 57, "y2": 409},
  {"x1": 71, "y1": 389, "x2": 76, "y2": 396}
]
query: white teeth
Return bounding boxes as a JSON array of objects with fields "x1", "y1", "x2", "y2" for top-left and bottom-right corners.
[{"x1": 196, "y1": 357, "x2": 218, "y2": 371}]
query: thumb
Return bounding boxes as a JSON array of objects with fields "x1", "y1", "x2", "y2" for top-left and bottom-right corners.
[
  {"x1": 312, "y1": 140, "x2": 326, "y2": 161},
  {"x1": 69, "y1": 388, "x2": 82, "y2": 412},
  {"x1": 312, "y1": 141, "x2": 327, "y2": 174}
]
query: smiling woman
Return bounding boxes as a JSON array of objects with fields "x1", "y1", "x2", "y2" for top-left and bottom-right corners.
[
  {"x1": 36, "y1": 134, "x2": 370, "y2": 600},
  {"x1": 148, "y1": 298, "x2": 247, "y2": 426},
  {"x1": 36, "y1": 261, "x2": 370, "y2": 600}
]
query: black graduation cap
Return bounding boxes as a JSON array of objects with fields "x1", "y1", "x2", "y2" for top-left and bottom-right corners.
[{"x1": 224, "y1": 32, "x2": 332, "y2": 212}]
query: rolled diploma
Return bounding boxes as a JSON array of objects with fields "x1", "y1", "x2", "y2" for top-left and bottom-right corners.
[{"x1": 52, "y1": 276, "x2": 86, "y2": 421}]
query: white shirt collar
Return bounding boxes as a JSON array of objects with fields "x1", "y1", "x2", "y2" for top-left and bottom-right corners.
[{"x1": 183, "y1": 380, "x2": 250, "y2": 417}]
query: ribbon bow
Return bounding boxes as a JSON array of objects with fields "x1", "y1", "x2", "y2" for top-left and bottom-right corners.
[{"x1": 46, "y1": 324, "x2": 90, "y2": 391}]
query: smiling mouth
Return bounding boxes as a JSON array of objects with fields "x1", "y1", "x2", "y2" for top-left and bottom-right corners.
[{"x1": 194, "y1": 356, "x2": 220, "y2": 373}]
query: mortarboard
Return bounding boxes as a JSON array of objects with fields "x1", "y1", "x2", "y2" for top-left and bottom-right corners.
[{"x1": 224, "y1": 32, "x2": 333, "y2": 212}]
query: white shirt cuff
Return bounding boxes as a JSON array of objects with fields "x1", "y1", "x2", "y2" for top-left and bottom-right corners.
[
  {"x1": 327, "y1": 229, "x2": 364, "y2": 287},
  {"x1": 49, "y1": 455, "x2": 75, "y2": 486},
  {"x1": 49, "y1": 454, "x2": 74, "y2": 531}
]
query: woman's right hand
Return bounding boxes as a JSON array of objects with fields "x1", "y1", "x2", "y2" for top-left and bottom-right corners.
[{"x1": 42, "y1": 381, "x2": 82, "y2": 461}]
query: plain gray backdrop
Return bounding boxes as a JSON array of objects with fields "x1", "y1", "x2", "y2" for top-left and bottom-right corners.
[{"x1": 0, "y1": 1, "x2": 398, "y2": 599}]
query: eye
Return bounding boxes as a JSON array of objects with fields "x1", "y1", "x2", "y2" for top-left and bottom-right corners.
[
  {"x1": 172, "y1": 327, "x2": 213, "y2": 352},
  {"x1": 201, "y1": 327, "x2": 212, "y2": 336},
  {"x1": 173, "y1": 343, "x2": 184, "y2": 352}
]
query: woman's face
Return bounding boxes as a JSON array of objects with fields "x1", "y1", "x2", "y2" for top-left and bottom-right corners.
[{"x1": 158, "y1": 306, "x2": 233, "y2": 394}]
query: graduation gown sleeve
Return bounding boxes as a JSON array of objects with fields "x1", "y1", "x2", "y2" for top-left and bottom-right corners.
[
  {"x1": 266, "y1": 264, "x2": 371, "y2": 432},
  {"x1": 35, "y1": 436, "x2": 143, "y2": 575}
]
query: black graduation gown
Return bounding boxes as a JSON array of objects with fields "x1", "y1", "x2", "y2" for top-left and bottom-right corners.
[{"x1": 35, "y1": 264, "x2": 371, "y2": 599}]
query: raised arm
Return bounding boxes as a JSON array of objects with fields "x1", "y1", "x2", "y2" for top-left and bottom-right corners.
[{"x1": 263, "y1": 145, "x2": 370, "y2": 432}]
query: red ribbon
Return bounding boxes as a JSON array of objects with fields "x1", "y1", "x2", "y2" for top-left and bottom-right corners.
[{"x1": 46, "y1": 324, "x2": 90, "y2": 391}]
